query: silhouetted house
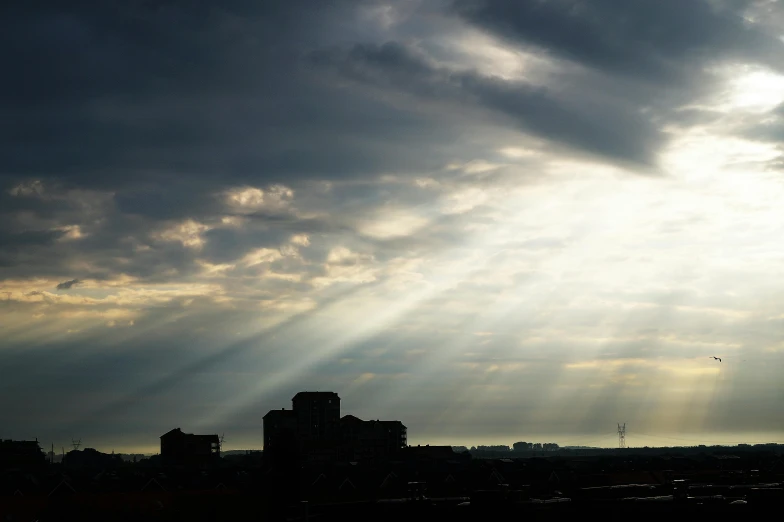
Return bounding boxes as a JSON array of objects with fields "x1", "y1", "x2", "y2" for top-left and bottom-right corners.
[
  {"x1": 263, "y1": 408, "x2": 298, "y2": 452},
  {"x1": 339, "y1": 415, "x2": 407, "y2": 462},
  {"x1": 159, "y1": 428, "x2": 220, "y2": 467},
  {"x1": 0, "y1": 439, "x2": 46, "y2": 470}
]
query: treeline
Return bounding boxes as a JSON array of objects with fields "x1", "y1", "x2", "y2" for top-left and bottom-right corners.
[{"x1": 452, "y1": 442, "x2": 560, "y2": 455}]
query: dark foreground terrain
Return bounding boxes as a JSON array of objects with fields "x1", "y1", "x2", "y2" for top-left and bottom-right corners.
[
  {"x1": 2, "y1": 446, "x2": 782, "y2": 521},
  {"x1": 1, "y1": 490, "x2": 776, "y2": 522}
]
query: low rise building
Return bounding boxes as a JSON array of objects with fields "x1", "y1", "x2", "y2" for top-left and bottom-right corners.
[
  {"x1": 340, "y1": 415, "x2": 407, "y2": 463},
  {"x1": 0, "y1": 439, "x2": 46, "y2": 470},
  {"x1": 160, "y1": 428, "x2": 220, "y2": 467}
]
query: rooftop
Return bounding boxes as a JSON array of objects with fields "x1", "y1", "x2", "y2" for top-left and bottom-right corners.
[
  {"x1": 160, "y1": 428, "x2": 219, "y2": 441},
  {"x1": 292, "y1": 391, "x2": 340, "y2": 401},
  {"x1": 263, "y1": 408, "x2": 297, "y2": 419}
]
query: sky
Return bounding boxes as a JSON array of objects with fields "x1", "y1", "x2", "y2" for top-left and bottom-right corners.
[{"x1": 3, "y1": 0, "x2": 784, "y2": 454}]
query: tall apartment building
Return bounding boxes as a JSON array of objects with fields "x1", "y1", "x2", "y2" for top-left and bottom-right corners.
[
  {"x1": 263, "y1": 391, "x2": 341, "y2": 454},
  {"x1": 262, "y1": 408, "x2": 298, "y2": 451},
  {"x1": 291, "y1": 391, "x2": 341, "y2": 442},
  {"x1": 263, "y1": 390, "x2": 406, "y2": 463}
]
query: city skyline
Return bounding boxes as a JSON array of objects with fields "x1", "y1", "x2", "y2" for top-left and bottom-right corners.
[
  {"x1": 4, "y1": 1, "x2": 784, "y2": 453},
  {"x1": 10, "y1": 414, "x2": 784, "y2": 456}
]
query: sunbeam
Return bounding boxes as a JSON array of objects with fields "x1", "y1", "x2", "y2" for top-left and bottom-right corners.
[{"x1": 5, "y1": 0, "x2": 784, "y2": 452}]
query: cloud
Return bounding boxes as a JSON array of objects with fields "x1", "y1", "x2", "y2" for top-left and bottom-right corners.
[
  {"x1": 451, "y1": 0, "x2": 784, "y2": 83},
  {"x1": 1, "y1": 2, "x2": 471, "y2": 196},
  {"x1": 3, "y1": 0, "x2": 784, "y2": 451},
  {"x1": 55, "y1": 279, "x2": 80, "y2": 290},
  {"x1": 309, "y1": 40, "x2": 664, "y2": 168}
]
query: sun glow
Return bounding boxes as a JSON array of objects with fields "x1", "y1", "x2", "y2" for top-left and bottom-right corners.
[{"x1": 723, "y1": 67, "x2": 784, "y2": 112}]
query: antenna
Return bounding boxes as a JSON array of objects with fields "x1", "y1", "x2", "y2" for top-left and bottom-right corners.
[
  {"x1": 617, "y1": 423, "x2": 627, "y2": 449},
  {"x1": 71, "y1": 438, "x2": 81, "y2": 451},
  {"x1": 219, "y1": 433, "x2": 225, "y2": 452}
]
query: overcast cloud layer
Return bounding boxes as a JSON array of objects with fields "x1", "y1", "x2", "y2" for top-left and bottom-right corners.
[{"x1": 3, "y1": 0, "x2": 784, "y2": 452}]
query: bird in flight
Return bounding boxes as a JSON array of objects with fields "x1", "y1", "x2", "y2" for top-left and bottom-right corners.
[{"x1": 711, "y1": 356, "x2": 721, "y2": 362}]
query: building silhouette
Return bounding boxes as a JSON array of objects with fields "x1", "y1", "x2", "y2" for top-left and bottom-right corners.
[
  {"x1": 160, "y1": 428, "x2": 220, "y2": 467},
  {"x1": 292, "y1": 391, "x2": 341, "y2": 442},
  {"x1": 263, "y1": 391, "x2": 406, "y2": 463},
  {"x1": 262, "y1": 408, "x2": 298, "y2": 452},
  {"x1": 340, "y1": 415, "x2": 407, "y2": 463},
  {"x1": 0, "y1": 439, "x2": 46, "y2": 470}
]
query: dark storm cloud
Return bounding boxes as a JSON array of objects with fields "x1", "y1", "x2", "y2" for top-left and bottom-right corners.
[
  {"x1": 0, "y1": 0, "x2": 497, "y2": 294},
  {"x1": 5, "y1": 0, "x2": 767, "y2": 288},
  {"x1": 113, "y1": 184, "x2": 225, "y2": 221},
  {"x1": 56, "y1": 279, "x2": 80, "y2": 290},
  {"x1": 0, "y1": 229, "x2": 66, "y2": 250},
  {"x1": 309, "y1": 41, "x2": 664, "y2": 167},
  {"x1": 0, "y1": 225, "x2": 68, "y2": 270},
  {"x1": 0, "y1": 0, "x2": 467, "y2": 194},
  {"x1": 2, "y1": 0, "x2": 779, "y2": 205},
  {"x1": 451, "y1": 0, "x2": 783, "y2": 84},
  {"x1": 6, "y1": 0, "x2": 755, "y2": 210}
]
